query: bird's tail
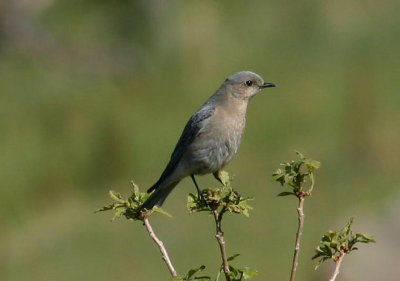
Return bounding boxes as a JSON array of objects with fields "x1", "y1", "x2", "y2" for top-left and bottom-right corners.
[{"x1": 141, "y1": 181, "x2": 180, "y2": 210}]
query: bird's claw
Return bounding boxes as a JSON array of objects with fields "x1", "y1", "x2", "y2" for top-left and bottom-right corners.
[
  {"x1": 197, "y1": 190, "x2": 209, "y2": 207},
  {"x1": 232, "y1": 188, "x2": 241, "y2": 204}
]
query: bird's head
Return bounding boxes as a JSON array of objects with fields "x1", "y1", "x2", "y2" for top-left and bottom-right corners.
[{"x1": 224, "y1": 71, "x2": 275, "y2": 100}]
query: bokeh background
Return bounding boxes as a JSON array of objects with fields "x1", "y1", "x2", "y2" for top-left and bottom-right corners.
[{"x1": 1, "y1": 0, "x2": 400, "y2": 280}]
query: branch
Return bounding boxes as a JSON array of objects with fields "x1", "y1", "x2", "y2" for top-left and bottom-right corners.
[
  {"x1": 143, "y1": 217, "x2": 177, "y2": 277},
  {"x1": 289, "y1": 195, "x2": 305, "y2": 281},
  {"x1": 212, "y1": 208, "x2": 231, "y2": 281},
  {"x1": 329, "y1": 253, "x2": 344, "y2": 281}
]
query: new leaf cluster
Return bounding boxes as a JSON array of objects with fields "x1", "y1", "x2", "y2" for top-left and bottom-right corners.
[
  {"x1": 272, "y1": 151, "x2": 321, "y2": 196},
  {"x1": 187, "y1": 172, "x2": 253, "y2": 217},
  {"x1": 312, "y1": 218, "x2": 375, "y2": 269},
  {"x1": 96, "y1": 181, "x2": 170, "y2": 221}
]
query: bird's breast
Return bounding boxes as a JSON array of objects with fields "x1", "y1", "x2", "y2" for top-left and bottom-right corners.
[{"x1": 186, "y1": 109, "x2": 247, "y2": 174}]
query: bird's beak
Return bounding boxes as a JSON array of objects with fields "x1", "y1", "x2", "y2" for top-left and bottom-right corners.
[{"x1": 259, "y1": 82, "x2": 276, "y2": 89}]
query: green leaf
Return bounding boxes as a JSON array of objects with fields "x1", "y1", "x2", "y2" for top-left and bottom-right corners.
[
  {"x1": 218, "y1": 170, "x2": 231, "y2": 187},
  {"x1": 109, "y1": 190, "x2": 125, "y2": 203},
  {"x1": 131, "y1": 181, "x2": 140, "y2": 194},
  {"x1": 295, "y1": 150, "x2": 305, "y2": 159},
  {"x1": 355, "y1": 233, "x2": 376, "y2": 243},
  {"x1": 174, "y1": 265, "x2": 210, "y2": 281},
  {"x1": 227, "y1": 254, "x2": 240, "y2": 261},
  {"x1": 277, "y1": 191, "x2": 295, "y2": 197},
  {"x1": 228, "y1": 265, "x2": 259, "y2": 281},
  {"x1": 314, "y1": 256, "x2": 329, "y2": 270},
  {"x1": 187, "y1": 265, "x2": 206, "y2": 279},
  {"x1": 240, "y1": 267, "x2": 259, "y2": 280},
  {"x1": 152, "y1": 206, "x2": 172, "y2": 218}
]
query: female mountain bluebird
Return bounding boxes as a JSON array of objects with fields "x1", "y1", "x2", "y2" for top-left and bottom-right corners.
[{"x1": 141, "y1": 71, "x2": 275, "y2": 209}]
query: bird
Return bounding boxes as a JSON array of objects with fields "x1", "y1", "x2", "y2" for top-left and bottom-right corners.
[{"x1": 141, "y1": 71, "x2": 275, "y2": 210}]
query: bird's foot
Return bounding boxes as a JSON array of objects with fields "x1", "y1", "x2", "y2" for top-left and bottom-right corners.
[
  {"x1": 232, "y1": 188, "x2": 242, "y2": 204},
  {"x1": 197, "y1": 190, "x2": 209, "y2": 207}
]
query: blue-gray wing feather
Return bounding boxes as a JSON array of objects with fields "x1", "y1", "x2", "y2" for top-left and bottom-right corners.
[{"x1": 147, "y1": 105, "x2": 215, "y2": 193}]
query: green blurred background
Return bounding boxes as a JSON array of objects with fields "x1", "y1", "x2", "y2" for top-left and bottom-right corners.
[{"x1": 1, "y1": 0, "x2": 399, "y2": 280}]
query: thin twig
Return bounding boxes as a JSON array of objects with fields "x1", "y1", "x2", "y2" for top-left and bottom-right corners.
[
  {"x1": 289, "y1": 195, "x2": 305, "y2": 281},
  {"x1": 329, "y1": 252, "x2": 345, "y2": 281},
  {"x1": 143, "y1": 217, "x2": 177, "y2": 277},
  {"x1": 212, "y1": 209, "x2": 231, "y2": 281}
]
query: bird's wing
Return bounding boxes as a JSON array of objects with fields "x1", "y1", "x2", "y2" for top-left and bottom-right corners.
[{"x1": 147, "y1": 105, "x2": 215, "y2": 192}]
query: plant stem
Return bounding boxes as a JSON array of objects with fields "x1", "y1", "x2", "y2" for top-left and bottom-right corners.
[
  {"x1": 212, "y1": 209, "x2": 231, "y2": 281},
  {"x1": 143, "y1": 217, "x2": 177, "y2": 277},
  {"x1": 329, "y1": 253, "x2": 345, "y2": 281},
  {"x1": 289, "y1": 196, "x2": 305, "y2": 281}
]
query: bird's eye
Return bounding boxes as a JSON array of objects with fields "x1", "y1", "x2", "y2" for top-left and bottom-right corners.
[{"x1": 245, "y1": 80, "x2": 253, "y2": 86}]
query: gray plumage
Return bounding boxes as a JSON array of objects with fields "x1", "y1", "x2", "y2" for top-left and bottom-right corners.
[{"x1": 142, "y1": 71, "x2": 275, "y2": 209}]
